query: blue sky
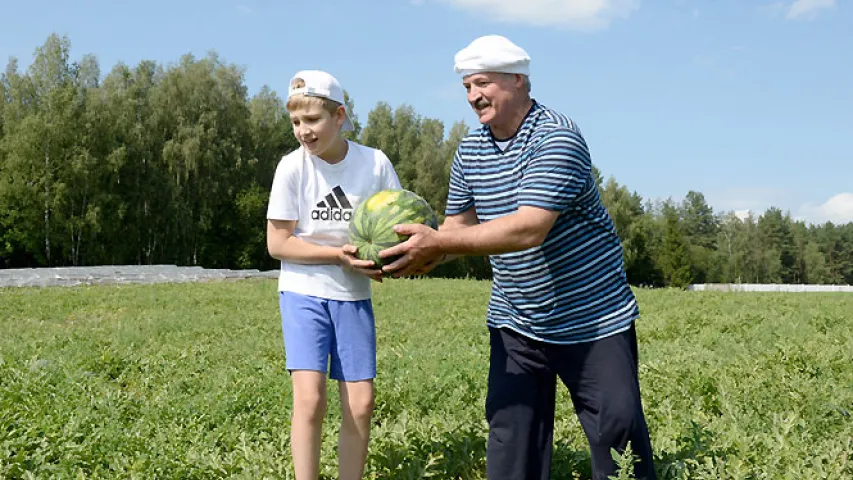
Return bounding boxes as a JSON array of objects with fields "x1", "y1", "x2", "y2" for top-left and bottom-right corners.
[{"x1": 2, "y1": 0, "x2": 851, "y2": 224}]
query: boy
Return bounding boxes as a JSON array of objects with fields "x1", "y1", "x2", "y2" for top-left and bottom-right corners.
[{"x1": 266, "y1": 70, "x2": 401, "y2": 480}]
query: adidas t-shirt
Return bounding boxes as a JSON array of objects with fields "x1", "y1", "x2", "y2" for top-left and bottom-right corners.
[{"x1": 267, "y1": 141, "x2": 401, "y2": 300}]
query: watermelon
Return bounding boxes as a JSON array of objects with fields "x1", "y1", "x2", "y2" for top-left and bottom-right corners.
[{"x1": 348, "y1": 189, "x2": 438, "y2": 268}]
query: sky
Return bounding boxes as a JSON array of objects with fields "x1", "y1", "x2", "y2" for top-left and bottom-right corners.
[{"x1": 1, "y1": 0, "x2": 851, "y2": 225}]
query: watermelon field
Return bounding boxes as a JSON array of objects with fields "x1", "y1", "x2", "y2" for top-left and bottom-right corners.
[{"x1": 1, "y1": 278, "x2": 852, "y2": 479}]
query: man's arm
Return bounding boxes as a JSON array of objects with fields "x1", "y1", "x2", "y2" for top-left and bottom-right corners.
[
  {"x1": 435, "y1": 206, "x2": 558, "y2": 255},
  {"x1": 436, "y1": 125, "x2": 588, "y2": 256},
  {"x1": 381, "y1": 126, "x2": 586, "y2": 277},
  {"x1": 379, "y1": 206, "x2": 558, "y2": 277},
  {"x1": 425, "y1": 207, "x2": 480, "y2": 267}
]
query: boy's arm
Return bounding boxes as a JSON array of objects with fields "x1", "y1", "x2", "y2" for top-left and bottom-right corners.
[
  {"x1": 267, "y1": 219, "x2": 344, "y2": 265},
  {"x1": 267, "y1": 220, "x2": 383, "y2": 281}
]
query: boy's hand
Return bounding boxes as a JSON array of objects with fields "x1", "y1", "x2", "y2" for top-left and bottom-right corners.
[{"x1": 339, "y1": 245, "x2": 384, "y2": 282}]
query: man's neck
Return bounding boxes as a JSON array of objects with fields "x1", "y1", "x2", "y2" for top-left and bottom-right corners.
[{"x1": 489, "y1": 98, "x2": 534, "y2": 140}]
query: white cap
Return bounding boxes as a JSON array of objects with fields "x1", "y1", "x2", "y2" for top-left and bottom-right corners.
[
  {"x1": 287, "y1": 70, "x2": 355, "y2": 132},
  {"x1": 454, "y1": 35, "x2": 531, "y2": 78}
]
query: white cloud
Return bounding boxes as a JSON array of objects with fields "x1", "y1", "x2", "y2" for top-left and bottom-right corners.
[
  {"x1": 236, "y1": 4, "x2": 254, "y2": 16},
  {"x1": 705, "y1": 186, "x2": 793, "y2": 216},
  {"x1": 734, "y1": 209, "x2": 753, "y2": 221},
  {"x1": 797, "y1": 193, "x2": 853, "y2": 225},
  {"x1": 787, "y1": 0, "x2": 836, "y2": 20},
  {"x1": 694, "y1": 188, "x2": 853, "y2": 226},
  {"x1": 439, "y1": 0, "x2": 640, "y2": 31}
]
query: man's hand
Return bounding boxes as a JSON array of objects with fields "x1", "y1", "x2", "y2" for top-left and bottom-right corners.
[
  {"x1": 378, "y1": 224, "x2": 444, "y2": 278},
  {"x1": 339, "y1": 244, "x2": 384, "y2": 282}
]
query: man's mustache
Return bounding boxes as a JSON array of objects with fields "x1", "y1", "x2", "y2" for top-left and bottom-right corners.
[{"x1": 473, "y1": 98, "x2": 491, "y2": 109}]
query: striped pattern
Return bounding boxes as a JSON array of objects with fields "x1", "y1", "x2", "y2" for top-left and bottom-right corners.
[{"x1": 446, "y1": 102, "x2": 638, "y2": 344}]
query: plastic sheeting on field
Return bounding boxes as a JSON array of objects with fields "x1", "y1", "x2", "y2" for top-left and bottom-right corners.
[
  {"x1": 689, "y1": 283, "x2": 853, "y2": 292},
  {"x1": 0, "y1": 265, "x2": 279, "y2": 288}
]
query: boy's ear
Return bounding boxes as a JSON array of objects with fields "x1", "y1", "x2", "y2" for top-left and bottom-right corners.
[{"x1": 336, "y1": 105, "x2": 348, "y2": 128}]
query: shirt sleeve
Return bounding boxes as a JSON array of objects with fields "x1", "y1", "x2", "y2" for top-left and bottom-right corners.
[
  {"x1": 378, "y1": 151, "x2": 402, "y2": 190},
  {"x1": 445, "y1": 150, "x2": 474, "y2": 216},
  {"x1": 518, "y1": 127, "x2": 592, "y2": 211},
  {"x1": 266, "y1": 154, "x2": 301, "y2": 220}
]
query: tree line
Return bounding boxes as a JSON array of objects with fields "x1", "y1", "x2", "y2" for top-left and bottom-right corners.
[{"x1": 2, "y1": 35, "x2": 851, "y2": 287}]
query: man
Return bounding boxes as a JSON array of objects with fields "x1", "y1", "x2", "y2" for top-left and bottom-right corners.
[{"x1": 379, "y1": 35, "x2": 656, "y2": 480}]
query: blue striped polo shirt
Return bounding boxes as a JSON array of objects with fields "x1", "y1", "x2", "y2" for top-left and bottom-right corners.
[{"x1": 446, "y1": 101, "x2": 639, "y2": 345}]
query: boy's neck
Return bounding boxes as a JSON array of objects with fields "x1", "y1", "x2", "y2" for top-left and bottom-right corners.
[{"x1": 318, "y1": 137, "x2": 349, "y2": 164}]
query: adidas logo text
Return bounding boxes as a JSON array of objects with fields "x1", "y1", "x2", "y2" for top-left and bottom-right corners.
[{"x1": 312, "y1": 208, "x2": 352, "y2": 221}]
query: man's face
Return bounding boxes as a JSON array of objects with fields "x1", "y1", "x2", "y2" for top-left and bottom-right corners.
[{"x1": 462, "y1": 72, "x2": 520, "y2": 127}]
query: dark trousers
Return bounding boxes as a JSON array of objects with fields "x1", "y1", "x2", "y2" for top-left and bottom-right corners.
[{"x1": 485, "y1": 323, "x2": 656, "y2": 480}]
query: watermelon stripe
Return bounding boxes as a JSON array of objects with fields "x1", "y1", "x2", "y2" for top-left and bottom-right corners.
[{"x1": 348, "y1": 189, "x2": 437, "y2": 267}]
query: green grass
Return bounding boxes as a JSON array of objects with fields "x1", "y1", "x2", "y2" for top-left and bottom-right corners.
[{"x1": 1, "y1": 279, "x2": 851, "y2": 479}]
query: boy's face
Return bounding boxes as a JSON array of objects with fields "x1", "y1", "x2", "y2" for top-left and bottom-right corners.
[{"x1": 289, "y1": 102, "x2": 346, "y2": 159}]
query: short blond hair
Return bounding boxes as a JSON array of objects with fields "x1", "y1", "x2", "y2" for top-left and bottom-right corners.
[{"x1": 286, "y1": 77, "x2": 342, "y2": 114}]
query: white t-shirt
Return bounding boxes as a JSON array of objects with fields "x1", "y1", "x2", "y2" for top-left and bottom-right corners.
[{"x1": 267, "y1": 141, "x2": 402, "y2": 300}]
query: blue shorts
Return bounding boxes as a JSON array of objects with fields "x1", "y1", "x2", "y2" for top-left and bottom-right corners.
[{"x1": 279, "y1": 291, "x2": 376, "y2": 382}]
